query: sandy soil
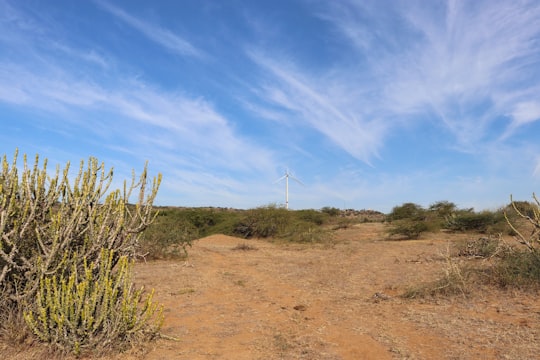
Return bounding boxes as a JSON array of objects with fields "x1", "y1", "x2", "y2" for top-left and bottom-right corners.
[
  {"x1": 4, "y1": 223, "x2": 540, "y2": 359},
  {"x1": 130, "y1": 223, "x2": 540, "y2": 360}
]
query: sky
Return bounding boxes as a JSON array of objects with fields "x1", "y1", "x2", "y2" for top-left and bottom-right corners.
[{"x1": 1, "y1": 0, "x2": 540, "y2": 212}]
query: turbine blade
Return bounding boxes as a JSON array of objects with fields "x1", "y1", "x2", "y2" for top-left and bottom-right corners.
[
  {"x1": 273, "y1": 175, "x2": 287, "y2": 183},
  {"x1": 290, "y1": 175, "x2": 304, "y2": 186}
]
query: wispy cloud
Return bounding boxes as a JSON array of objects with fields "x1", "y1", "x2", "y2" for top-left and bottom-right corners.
[
  {"x1": 0, "y1": 8, "x2": 274, "y2": 203},
  {"x1": 248, "y1": 0, "x2": 540, "y2": 164},
  {"x1": 502, "y1": 100, "x2": 540, "y2": 139},
  {"x1": 247, "y1": 51, "x2": 387, "y2": 164},
  {"x1": 328, "y1": 0, "x2": 540, "y2": 144},
  {"x1": 95, "y1": 0, "x2": 203, "y2": 59},
  {"x1": 0, "y1": 58, "x2": 273, "y2": 171}
]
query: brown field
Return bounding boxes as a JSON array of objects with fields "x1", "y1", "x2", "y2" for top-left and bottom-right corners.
[{"x1": 4, "y1": 223, "x2": 540, "y2": 359}]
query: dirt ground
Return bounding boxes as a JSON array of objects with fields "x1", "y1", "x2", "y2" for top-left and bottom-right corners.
[
  {"x1": 4, "y1": 223, "x2": 540, "y2": 359},
  {"x1": 128, "y1": 223, "x2": 540, "y2": 360}
]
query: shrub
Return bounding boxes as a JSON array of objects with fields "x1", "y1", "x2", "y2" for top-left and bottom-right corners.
[
  {"x1": 23, "y1": 248, "x2": 163, "y2": 355},
  {"x1": 456, "y1": 237, "x2": 502, "y2": 258},
  {"x1": 445, "y1": 210, "x2": 505, "y2": 233},
  {"x1": 321, "y1": 206, "x2": 341, "y2": 217},
  {"x1": 295, "y1": 209, "x2": 326, "y2": 225},
  {"x1": 233, "y1": 204, "x2": 290, "y2": 238},
  {"x1": 491, "y1": 249, "x2": 540, "y2": 288},
  {"x1": 428, "y1": 200, "x2": 458, "y2": 219},
  {"x1": 505, "y1": 194, "x2": 540, "y2": 251},
  {"x1": 141, "y1": 210, "x2": 198, "y2": 259},
  {"x1": 387, "y1": 220, "x2": 429, "y2": 239},
  {"x1": 387, "y1": 202, "x2": 426, "y2": 222},
  {"x1": 0, "y1": 150, "x2": 161, "y2": 353},
  {"x1": 232, "y1": 205, "x2": 330, "y2": 243},
  {"x1": 141, "y1": 207, "x2": 243, "y2": 253},
  {"x1": 402, "y1": 260, "x2": 471, "y2": 299}
]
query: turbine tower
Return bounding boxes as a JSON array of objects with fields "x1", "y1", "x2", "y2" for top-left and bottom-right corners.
[{"x1": 275, "y1": 169, "x2": 303, "y2": 209}]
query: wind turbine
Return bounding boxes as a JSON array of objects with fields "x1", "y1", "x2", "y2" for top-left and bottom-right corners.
[{"x1": 275, "y1": 169, "x2": 304, "y2": 209}]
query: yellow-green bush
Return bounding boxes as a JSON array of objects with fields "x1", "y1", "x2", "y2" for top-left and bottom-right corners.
[
  {"x1": 24, "y1": 248, "x2": 163, "y2": 355},
  {"x1": 0, "y1": 150, "x2": 162, "y2": 353}
]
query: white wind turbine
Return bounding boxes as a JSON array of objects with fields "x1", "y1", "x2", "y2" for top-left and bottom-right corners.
[{"x1": 275, "y1": 169, "x2": 304, "y2": 209}]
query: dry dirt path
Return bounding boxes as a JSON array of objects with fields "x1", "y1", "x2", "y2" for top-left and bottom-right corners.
[{"x1": 131, "y1": 223, "x2": 540, "y2": 360}]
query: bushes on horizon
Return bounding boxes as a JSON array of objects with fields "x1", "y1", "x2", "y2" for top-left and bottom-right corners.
[
  {"x1": 0, "y1": 150, "x2": 162, "y2": 354},
  {"x1": 296, "y1": 209, "x2": 326, "y2": 225},
  {"x1": 232, "y1": 204, "x2": 329, "y2": 242},
  {"x1": 386, "y1": 203, "x2": 430, "y2": 239},
  {"x1": 387, "y1": 202, "x2": 426, "y2": 222},
  {"x1": 233, "y1": 204, "x2": 290, "y2": 238},
  {"x1": 321, "y1": 206, "x2": 341, "y2": 217},
  {"x1": 387, "y1": 220, "x2": 429, "y2": 239},
  {"x1": 445, "y1": 210, "x2": 506, "y2": 233},
  {"x1": 428, "y1": 200, "x2": 458, "y2": 219},
  {"x1": 387, "y1": 200, "x2": 511, "y2": 239}
]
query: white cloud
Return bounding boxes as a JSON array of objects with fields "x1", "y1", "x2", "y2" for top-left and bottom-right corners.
[
  {"x1": 318, "y1": 0, "x2": 540, "y2": 148},
  {"x1": 247, "y1": 51, "x2": 386, "y2": 164},
  {"x1": 94, "y1": 0, "x2": 203, "y2": 59},
  {"x1": 511, "y1": 101, "x2": 540, "y2": 126},
  {"x1": 0, "y1": 54, "x2": 273, "y2": 182}
]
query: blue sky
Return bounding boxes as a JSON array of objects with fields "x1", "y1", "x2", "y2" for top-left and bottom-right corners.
[{"x1": 1, "y1": 0, "x2": 540, "y2": 212}]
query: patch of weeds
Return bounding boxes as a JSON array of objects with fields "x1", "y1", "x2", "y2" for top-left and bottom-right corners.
[
  {"x1": 456, "y1": 236, "x2": 504, "y2": 258},
  {"x1": 233, "y1": 279, "x2": 246, "y2": 287},
  {"x1": 402, "y1": 273, "x2": 469, "y2": 299},
  {"x1": 171, "y1": 288, "x2": 195, "y2": 295},
  {"x1": 273, "y1": 333, "x2": 292, "y2": 353},
  {"x1": 387, "y1": 220, "x2": 429, "y2": 240},
  {"x1": 331, "y1": 218, "x2": 356, "y2": 230},
  {"x1": 402, "y1": 246, "x2": 470, "y2": 299},
  {"x1": 232, "y1": 243, "x2": 258, "y2": 251},
  {"x1": 284, "y1": 224, "x2": 330, "y2": 243}
]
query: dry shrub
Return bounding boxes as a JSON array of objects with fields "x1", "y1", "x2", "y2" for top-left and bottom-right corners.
[{"x1": 402, "y1": 244, "x2": 471, "y2": 299}]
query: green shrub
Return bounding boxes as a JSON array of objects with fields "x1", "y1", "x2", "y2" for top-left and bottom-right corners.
[
  {"x1": 233, "y1": 204, "x2": 290, "y2": 238},
  {"x1": 23, "y1": 248, "x2": 163, "y2": 356},
  {"x1": 387, "y1": 203, "x2": 426, "y2": 221},
  {"x1": 489, "y1": 194, "x2": 540, "y2": 288},
  {"x1": 0, "y1": 150, "x2": 161, "y2": 353},
  {"x1": 491, "y1": 249, "x2": 540, "y2": 288},
  {"x1": 445, "y1": 210, "x2": 505, "y2": 233},
  {"x1": 387, "y1": 220, "x2": 429, "y2": 239},
  {"x1": 232, "y1": 205, "x2": 330, "y2": 243},
  {"x1": 506, "y1": 200, "x2": 537, "y2": 219},
  {"x1": 428, "y1": 200, "x2": 458, "y2": 219},
  {"x1": 141, "y1": 207, "x2": 243, "y2": 254},
  {"x1": 279, "y1": 221, "x2": 330, "y2": 243},
  {"x1": 505, "y1": 195, "x2": 540, "y2": 246},
  {"x1": 141, "y1": 216, "x2": 197, "y2": 259},
  {"x1": 295, "y1": 209, "x2": 326, "y2": 225},
  {"x1": 321, "y1": 206, "x2": 341, "y2": 217}
]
